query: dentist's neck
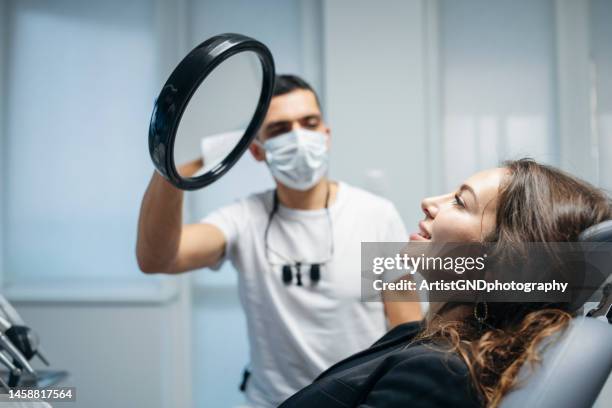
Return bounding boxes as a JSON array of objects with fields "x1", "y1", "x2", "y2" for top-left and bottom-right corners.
[{"x1": 277, "y1": 178, "x2": 337, "y2": 210}]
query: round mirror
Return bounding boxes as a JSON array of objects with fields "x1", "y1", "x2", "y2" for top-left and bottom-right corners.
[{"x1": 149, "y1": 34, "x2": 275, "y2": 190}]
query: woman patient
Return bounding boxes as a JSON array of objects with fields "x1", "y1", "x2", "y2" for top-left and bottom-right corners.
[{"x1": 280, "y1": 159, "x2": 612, "y2": 408}]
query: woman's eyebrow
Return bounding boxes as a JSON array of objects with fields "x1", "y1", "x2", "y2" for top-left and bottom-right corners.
[{"x1": 459, "y1": 184, "x2": 478, "y2": 205}]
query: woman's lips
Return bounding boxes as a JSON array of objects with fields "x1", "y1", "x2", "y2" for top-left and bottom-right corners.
[
  {"x1": 410, "y1": 221, "x2": 432, "y2": 241},
  {"x1": 409, "y1": 232, "x2": 429, "y2": 241}
]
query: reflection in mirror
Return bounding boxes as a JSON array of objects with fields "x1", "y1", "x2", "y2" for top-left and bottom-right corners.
[{"x1": 173, "y1": 51, "x2": 263, "y2": 178}]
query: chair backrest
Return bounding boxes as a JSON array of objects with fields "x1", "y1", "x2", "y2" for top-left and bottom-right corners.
[
  {"x1": 502, "y1": 220, "x2": 612, "y2": 407},
  {"x1": 500, "y1": 316, "x2": 612, "y2": 408}
]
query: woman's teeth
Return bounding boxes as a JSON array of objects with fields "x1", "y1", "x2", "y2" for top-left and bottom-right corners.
[{"x1": 410, "y1": 232, "x2": 430, "y2": 241}]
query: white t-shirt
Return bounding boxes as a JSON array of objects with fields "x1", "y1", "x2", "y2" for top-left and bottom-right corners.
[{"x1": 201, "y1": 182, "x2": 407, "y2": 407}]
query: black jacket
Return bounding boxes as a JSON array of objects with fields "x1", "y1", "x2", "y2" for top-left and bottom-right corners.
[{"x1": 279, "y1": 321, "x2": 482, "y2": 407}]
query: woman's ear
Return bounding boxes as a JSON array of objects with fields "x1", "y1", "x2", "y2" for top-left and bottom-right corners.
[
  {"x1": 249, "y1": 141, "x2": 266, "y2": 162},
  {"x1": 325, "y1": 127, "x2": 331, "y2": 149}
]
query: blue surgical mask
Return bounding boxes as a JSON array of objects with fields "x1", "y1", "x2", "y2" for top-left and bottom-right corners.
[{"x1": 255, "y1": 128, "x2": 329, "y2": 191}]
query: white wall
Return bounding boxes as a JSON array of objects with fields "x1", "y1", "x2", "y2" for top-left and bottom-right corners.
[
  {"x1": 323, "y1": 0, "x2": 429, "y2": 232},
  {"x1": 2, "y1": 1, "x2": 192, "y2": 407},
  {"x1": 0, "y1": 0, "x2": 7, "y2": 288},
  {"x1": 440, "y1": 0, "x2": 558, "y2": 190},
  {"x1": 591, "y1": 0, "x2": 612, "y2": 193},
  {"x1": 4, "y1": 0, "x2": 156, "y2": 283},
  {"x1": 555, "y1": 0, "x2": 597, "y2": 184}
]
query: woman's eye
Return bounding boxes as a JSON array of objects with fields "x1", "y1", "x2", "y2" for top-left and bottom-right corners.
[{"x1": 453, "y1": 194, "x2": 465, "y2": 208}]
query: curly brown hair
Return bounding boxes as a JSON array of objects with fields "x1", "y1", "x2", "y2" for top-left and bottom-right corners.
[{"x1": 420, "y1": 159, "x2": 612, "y2": 407}]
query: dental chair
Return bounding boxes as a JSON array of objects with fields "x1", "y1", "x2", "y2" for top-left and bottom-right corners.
[{"x1": 501, "y1": 220, "x2": 612, "y2": 408}]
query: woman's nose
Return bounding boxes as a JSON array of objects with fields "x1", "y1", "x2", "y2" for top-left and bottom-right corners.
[
  {"x1": 421, "y1": 194, "x2": 446, "y2": 219},
  {"x1": 421, "y1": 196, "x2": 437, "y2": 219}
]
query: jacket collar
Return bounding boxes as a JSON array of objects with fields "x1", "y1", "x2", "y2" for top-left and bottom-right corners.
[{"x1": 314, "y1": 320, "x2": 425, "y2": 381}]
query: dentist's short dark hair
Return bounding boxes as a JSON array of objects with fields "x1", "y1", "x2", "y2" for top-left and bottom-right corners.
[{"x1": 273, "y1": 74, "x2": 322, "y2": 110}]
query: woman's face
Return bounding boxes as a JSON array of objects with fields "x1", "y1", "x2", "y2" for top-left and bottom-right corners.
[{"x1": 410, "y1": 168, "x2": 507, "y2": 242}]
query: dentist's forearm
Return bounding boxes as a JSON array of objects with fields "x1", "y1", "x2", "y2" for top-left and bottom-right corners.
[{"x1": 136, "y1": 172, "x2": 184, "y2": 273}]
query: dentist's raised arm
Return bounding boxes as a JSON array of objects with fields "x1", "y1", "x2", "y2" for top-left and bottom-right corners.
[{"x1": 136, "y1": 158, "x2": 226, "y2": 274}]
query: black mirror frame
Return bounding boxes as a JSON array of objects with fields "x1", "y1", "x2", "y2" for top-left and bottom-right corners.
[{"x1": 148, "y1": 33, "x2": 275, "y2": 190}]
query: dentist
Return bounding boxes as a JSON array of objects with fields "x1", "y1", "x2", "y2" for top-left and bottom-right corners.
[{"x1": 136, "y1": 75, "x2": 421, "y2": 407}]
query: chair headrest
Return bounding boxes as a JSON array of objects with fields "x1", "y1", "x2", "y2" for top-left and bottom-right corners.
[
  {"x1": 578, "y1": 220, "x2": 612, "y2": 242},
  {"x1": 579, "y1": 220, "x2": 612, "y2": 321}
]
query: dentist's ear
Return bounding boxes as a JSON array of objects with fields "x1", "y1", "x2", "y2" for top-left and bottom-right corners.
[
  {"x1": 249, "y1": 138, "x2": 266, "y2": 162},
  {"x1": 324, "y1": 127, "x2": 331, "y2": 149}
]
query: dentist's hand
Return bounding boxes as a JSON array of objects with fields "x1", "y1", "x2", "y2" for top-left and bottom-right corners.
[{"x1": 177, "y1": 158, "x2": 204, "y2": 177}]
